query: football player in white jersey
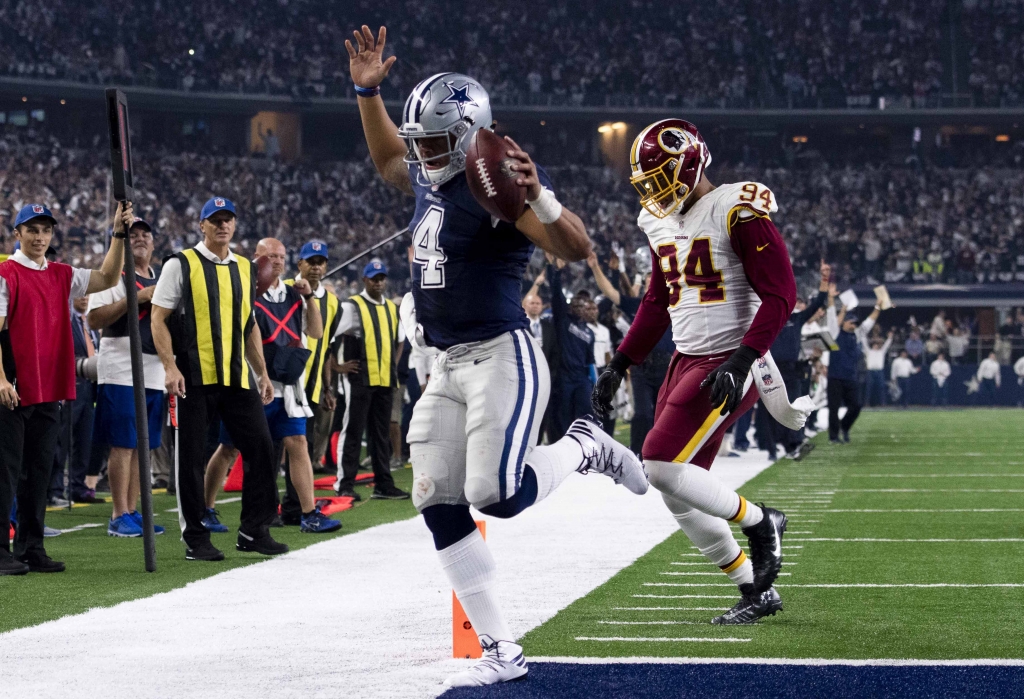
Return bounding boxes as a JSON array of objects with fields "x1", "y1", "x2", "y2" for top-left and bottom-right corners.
[{"x1": 593, "y1": 119, "x2": 798, "y2": 624}]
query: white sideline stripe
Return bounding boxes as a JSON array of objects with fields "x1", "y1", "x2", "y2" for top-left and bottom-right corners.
[
  {"x1": 816, "y1": 509, "x2": 1024, "y2": 513},
  {"x1": 609, "y1": 608, "x2": 730, "y2": 612},
  {"x1": 575, "y1": 637, "x2": 752, "y2": 643},
  {"x1": 784, "y1": 538, "x2": 1024, "y2": 543},
  {"x1": 633, "y1": 595, "x2": 738, "y2": 599},
  {"x1": 57, "y1": 523, "x2": 105, "y2": 534},
  {"x1": 529, "y1": 656, "x2": 1024, "y2": 667},
  {"x1": 849, "y1": 474, "x2": 1024, "y2": 478}
]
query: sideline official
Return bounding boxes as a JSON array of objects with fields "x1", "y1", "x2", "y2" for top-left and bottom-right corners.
[
  {"x1": 0, "y1": 202, "x2": 125, "y2": 575},
  {"x1": 150, "y1": 197, "x2": 285, "y2": 561},
  {"x1": 333, "y1": 261, "x2": 409, "y2": 501},
  {"x1": 825, "y1": 285, "x2": 882, "y2": 444}
]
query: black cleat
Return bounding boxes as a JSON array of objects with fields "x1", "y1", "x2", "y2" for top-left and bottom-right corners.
[
  {"x1": 790, "y1": 441, "x2": 815, "y2": 461},
  {"x1": 742, "y1": 504, "x2": 787, "y2": 593},
  {"x1": 335, "y1": 487, "x2": 362, "y2": 502},
  {"x1": 712, "y1": 585, "x2": 783, "y2": 625},
  {"x1": 236, "y1": 529, "x2": 289, "y2": 556},
  {"x1": 371, "y1": 485, "x2": 410, "y2": 500},
  {"x1": 18, "y1": 553, "x2": 66, "y2": 573},
  {"x1": 185, "y1": 542, "x2": 225, "y2": 561}
]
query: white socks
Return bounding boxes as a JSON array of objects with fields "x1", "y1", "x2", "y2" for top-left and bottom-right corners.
[
  {"x1": 646, "y1": 460, "x2": 764, "y2": 529},
  {"x1": 523, "y1": 436, "x2": 585, "y2": 504},
  {"x1": 661, "y1": 492, "x2": 754, "y2": 587},
  {"x1": 438, "y1": 529, "x2": 513, "y2": 643}
]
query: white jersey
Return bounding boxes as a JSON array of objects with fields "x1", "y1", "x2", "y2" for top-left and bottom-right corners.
[{"x1": 637, "y1": 181, "x2": 777, "y2": 356}]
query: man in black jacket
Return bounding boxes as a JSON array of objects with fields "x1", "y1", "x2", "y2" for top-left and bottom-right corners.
[{"x1": 766, "y1": 261, "x2": 830, "y2": 459}]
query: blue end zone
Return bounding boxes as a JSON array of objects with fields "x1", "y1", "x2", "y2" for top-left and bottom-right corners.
[{"x1": 437, "y1": 662, "x2": 1024, "y2": 699}]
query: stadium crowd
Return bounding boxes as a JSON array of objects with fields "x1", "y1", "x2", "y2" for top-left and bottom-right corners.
[
  {"x1": 0, "y1": 0, "x2": 967, "y2": 107},
  {"x1": 2, "y1": 132, "x2": 1024, "y2": 294}
]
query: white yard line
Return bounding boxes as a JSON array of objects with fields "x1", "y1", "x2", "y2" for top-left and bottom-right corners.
[
  {"x1": 834, "y1": 489, "x2": 1024, "y2": 493},
  {"x1": 632, "y1": 595, "x2": 739, "y2": 599},
  {"x1": 848, "y1": 474, "x2": 1024, "y2": 478},
  {"x1": 0, "y1": 453, "x2": 778, "y2": 699},
  {"x1": 784, "y1": 538, "x2": 1024, "y2": 543},
  {"x1": 597, "y1": 618, "x2": 728, "y2": 623},
  {"x1": 812, "y1": 509, "x2": 1024, "y2": 513},
  {"x1": 575, "y1": 636, "x2": 752, "y2": 643}
]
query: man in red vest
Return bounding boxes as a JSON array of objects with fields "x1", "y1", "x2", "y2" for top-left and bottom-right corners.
[{"x1": 0, "y1": 202, "x2": 127, "y2": 575}]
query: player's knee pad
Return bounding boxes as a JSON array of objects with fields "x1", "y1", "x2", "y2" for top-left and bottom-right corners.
[
  {"x1": 476, "y1": 467, "x2": 538, "y2": 519},
  {"x1": 410, "y1": 443, "x2": 469, "y2": 513},
  {"x1": 420, "y1": 504, "x2": 477, "y2": 551}
]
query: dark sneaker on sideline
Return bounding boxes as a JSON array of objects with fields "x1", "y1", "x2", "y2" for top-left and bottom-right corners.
[
  {"x1": 742, "y1": 504, "x2": 788, "y2": 593},
  {"x1": 202, "y1": 508, "x2": 229, "y2": 533},
  {"x1": 236, "y1": 530, "x2": 289, "y2": 555},
  {"x1": 712, "y1": 585, "x2": 783, "y2": 625},
  {"x1": 268, "y1": 514, "x2": 285, "y2": 528},
  {"x1": 185, "y1": 542, "x2": 225, "y2": 561},
  {"x1": 371, "y1": 485, "x2": 410, "y2": 500},
  {"x1": 0, "y1": 554, "x2": 29, "y2": 576},
  {"x1": 335, "y1": 487, "x2": 362, "y2": 502},
  {"x1": 300, "y1": 507, "x2": 342, "y2": 533},
  {"x1": 18, "y1": 553, "x2": 65, "y2": 573},
  {"x1": 73, "y1": 489, "x2": 106, "y2": 504}
]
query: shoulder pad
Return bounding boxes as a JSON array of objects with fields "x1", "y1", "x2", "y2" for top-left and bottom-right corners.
[{"x1": 721, "y1": 182, "x2": 777, "y2": 233}]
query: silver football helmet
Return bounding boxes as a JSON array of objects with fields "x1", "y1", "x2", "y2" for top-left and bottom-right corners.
[{"x1": 398, "y1": 72, "x2": 492, "y2": 186}]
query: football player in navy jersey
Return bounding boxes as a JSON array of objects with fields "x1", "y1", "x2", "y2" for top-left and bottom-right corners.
[{"x1": 347, "y1": 25, "x2": 648, "y2": 687}]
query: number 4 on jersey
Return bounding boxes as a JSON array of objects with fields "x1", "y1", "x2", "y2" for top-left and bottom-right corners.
[
  {"x1": 657, "y1": 239, "x2": 726, "y2": 306},
  {"x1": 413, "y1": 205, "x2": 447, "y2": 288}
]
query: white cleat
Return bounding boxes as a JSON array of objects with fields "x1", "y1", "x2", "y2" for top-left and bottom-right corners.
[
  {"x1": 443, "y1": 636, "x2": 529, "y2": 688},
  {"x1": 566, "y1": 416, "x2": 649, "y2": 495}
]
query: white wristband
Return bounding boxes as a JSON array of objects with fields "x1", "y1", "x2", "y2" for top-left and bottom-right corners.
[{"x1": 527, "y1": 186, "x2": 563, "y2": 224}]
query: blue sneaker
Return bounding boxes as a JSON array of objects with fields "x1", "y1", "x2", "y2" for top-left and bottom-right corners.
[
  {"x1": 202, "y1": 508, "x2": 229, "y2": 533},
  {"x1": 108, "y1": 513, "x2": 143, "y2": 538},
  {"x1": 300, "y1": 507, "x2": 342, "y2": 534},
  {"x1": 128, "y1": 511, "x2": 165, "y2": 535}
]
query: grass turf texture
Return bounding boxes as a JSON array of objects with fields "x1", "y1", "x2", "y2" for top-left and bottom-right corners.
[
  {"x1": 521, "y1": 409, "x2": 1024, "y2": 660},
  {"x1": 0, "y1": 468, "x2": 417, "y2": 633}
]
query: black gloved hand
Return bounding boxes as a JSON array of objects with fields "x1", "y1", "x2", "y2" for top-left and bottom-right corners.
[
  {"x1": 699, "y1": 345, "x2": 760, "y2": 416},
  {"x1": 592, "y1": 352, "x2": 632, "y2": 418}
]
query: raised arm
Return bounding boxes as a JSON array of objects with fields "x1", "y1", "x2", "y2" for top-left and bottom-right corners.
[
  {"x1": 523, "y1": 268, "x2": 546, "y2": 300},
  {"x1": 86, "y1": 202, "x2": 130, "y2": 294},
  {"x1": 586, "y1": 251, "x2": 621, "y2": 306},
  {"x1": 346, "y1": 26, "x2": 412, "y2": 196},
  {"x1": 293, "y1": 278, "x2": 323, "y2": 340}
]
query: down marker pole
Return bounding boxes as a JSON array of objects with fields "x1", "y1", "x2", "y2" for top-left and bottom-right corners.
[{"x1": 453, "y1": 520, "x2": 487, "y2": 658}]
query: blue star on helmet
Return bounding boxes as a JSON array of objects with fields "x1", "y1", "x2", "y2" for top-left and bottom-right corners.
[{"x1": 440, "y1": 82, "x2": 478, "y2": 119}]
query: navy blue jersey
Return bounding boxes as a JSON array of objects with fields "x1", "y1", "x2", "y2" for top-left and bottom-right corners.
[{"x1": 408, "y1": 164, "x2": 554, "y2": 349}]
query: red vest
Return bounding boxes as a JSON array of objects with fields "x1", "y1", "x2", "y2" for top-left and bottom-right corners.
[{"x1": 0, "y1": 259, "x2": 76, "y2": 405}]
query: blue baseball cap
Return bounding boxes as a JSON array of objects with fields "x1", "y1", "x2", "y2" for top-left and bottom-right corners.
[
  {"x1": 200, "y1": 197, "x2": 236, "y2": 221},
  {"x1": 300, "y1": 240, "x2": 329, "y2": 260},
  {"x1": 363, "y1": 261, "x2": 387, "y2": 278},
  {"x1": 129, "y1": 217, "x2": 153, "y2": 233},
  {"x1": 14, "y1": 203, "x2": 56, "y2": 229}
]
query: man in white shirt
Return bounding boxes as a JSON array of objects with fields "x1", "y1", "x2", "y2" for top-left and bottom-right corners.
[
  {"x1": 87, "y1": 217, "x2": 166, "y2": 538},
  {"x1": 976, "y1": 352, "x2": 1001, "y2": 405},
  {"x1": 203, "y1": 237, "x2": 340, "y2": 534},
  {"x1": 1013, "y1": 355, "x2": 1024, "y2": 407},
  {"x1": 583, "y1": 298, "x2": 614, "y2": 434},
  {"x1": 946, "y1": 327, "x2": 969, "y2": 364},
  {"x1": 0, "y1": 202, "x2": 125, "y2": 575},
  {"x1": 861, "y1": 329, "x2": 894, "y2": 406},
  {"x1": 929, "y1": 352, "x2": 951, "y2": 406},
  {"x1": 522, "y1": 292, "x2": 544, "y2": 347},
  {"x1": 890, "y1": 350, "x2": 918, "y2": 408}
]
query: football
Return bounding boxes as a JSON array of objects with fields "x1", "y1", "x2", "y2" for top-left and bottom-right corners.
[
  {"x1": 253, "y1": 254, "x2": 276, "y2": 296},
  {"x1": 465, "y1": 128, "x2": 527, "y2": 223}
]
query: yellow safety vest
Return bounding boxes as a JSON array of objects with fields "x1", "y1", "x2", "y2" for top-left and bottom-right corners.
[
  {"x1": 0, "y1": 254, "x2": 9, "y2": 263},
  {"x1": 174, "y1": 248, "x2": 255, "y2": 389},
  {"x1": 286, "y1": 279, "x2": 340, "y2": 404},
  {"x1": 349, "y1": 295, "x2": 399, "y2": 388}
]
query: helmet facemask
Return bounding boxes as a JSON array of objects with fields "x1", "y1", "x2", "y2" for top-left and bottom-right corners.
[
  {"x1": 630, "y1": 156, "x2": 692, "y2": 219},
  {"x1": 401, "y1": 119, "x2": 473, "y2": 186}
]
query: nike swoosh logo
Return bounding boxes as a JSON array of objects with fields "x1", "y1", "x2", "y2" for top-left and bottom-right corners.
[
  {"x1": 772, "y1": 524, "x2": 783, "y2": 557},
  {"x1": 474, "y1": 357, "x2": 491, "y2": 365},
  {"x1": 757, "y1": 243, "x2": 770, "y2": 252}
]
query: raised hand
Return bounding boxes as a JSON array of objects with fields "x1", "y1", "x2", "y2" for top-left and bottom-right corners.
[
  {"x1": 345, "y1": 25, "x2": 397, "y2": 89},
  {"x1": 504, "y1": 135, "x2": 542, "y2": 201}
]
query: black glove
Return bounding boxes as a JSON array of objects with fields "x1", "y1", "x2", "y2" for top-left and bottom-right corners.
[
  {"x1": 699, "y1": 345, "x2": 760, "y2": 417},
  {"x1": 591, "y1": 352, "x2": 632, "y2": 418}
]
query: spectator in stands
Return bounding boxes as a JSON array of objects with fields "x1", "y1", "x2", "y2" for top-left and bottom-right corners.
[
  {"x1": 891, "y1": 350, "x2": 918, "y2": 408},
  {"x1": 584, "y1": 299, "x2": 614, "y2": 435},
  {"x1": 826, "y1": 285, "x2": 883, "y2": 443},
  {"x1": 930, "y1": 310, "x2": 948, "y2": 339},
  {"x1": 929, "y1": 352, "x2": 951, "y2": 406},
  {"x1": 976, "y1": 352, "x2": 1002, "y2": 404},
  {"x1": 862, "y1": 329, "x2": 895, "y2": 407},
  {"x1": 905, "y1": 330, "x2": 924, "y2": 367},
  {"x1": 924, "y1": 332, "x2": 945, "y2": 366},
  {"x1": 947, "y1": 327, "x2": 969, "y2": 364},
  {"x1": 1014, "y1": 354, "x2": 1024, "y2": 407}
]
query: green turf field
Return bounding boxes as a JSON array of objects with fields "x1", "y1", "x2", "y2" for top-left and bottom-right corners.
[
  {"x1": 522, "y1": 409, "x2": 1024, "y2": 660},
  {"x1": 0, "y1": 468, "x2": 418, "y2": 633}
]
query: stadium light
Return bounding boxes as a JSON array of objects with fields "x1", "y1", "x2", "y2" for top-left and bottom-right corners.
[
  {"x1": 612, "y1": 122, "x2": 626, "y2": 131},
  {"x1": 792, "y1": 135, "x2": 808, "y2": 143},
  {"x1": 597, "y1": 124, "x2": 612, "y2": 134},
  {"x1": 188, "y1": 48, "x2": 195, "y2": 56},
  {"x1": 996, "y1": 134, "x2": 1010, "y2": 142}
]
